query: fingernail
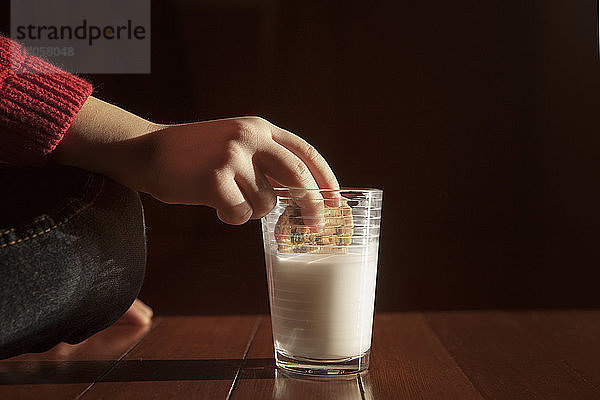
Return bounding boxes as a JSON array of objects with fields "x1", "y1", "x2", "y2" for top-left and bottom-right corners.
[
  {"x1": 317, "y1": 219, "x2": 325, "y2": 231},
  {"x1": 309, "y1": 218, "x2": 325, "y2": 233}
]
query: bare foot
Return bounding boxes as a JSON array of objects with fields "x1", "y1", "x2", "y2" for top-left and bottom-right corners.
[{"x1": 116, "y1": 298, "x2": 154, "y2": 326}]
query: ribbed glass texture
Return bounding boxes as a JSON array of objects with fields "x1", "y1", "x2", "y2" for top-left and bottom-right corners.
[{"x1": 261, "y1": 188, "x2": 383, "y2": 375}]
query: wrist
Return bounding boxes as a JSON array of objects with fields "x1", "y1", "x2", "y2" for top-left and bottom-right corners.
[{"x1": 52, "y1": 96, "x2": 166, "y2": 191}]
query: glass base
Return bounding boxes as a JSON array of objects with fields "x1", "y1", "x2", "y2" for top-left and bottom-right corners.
[{"x1": 274, "y1": 349, "x2": 370, "y2": 376}]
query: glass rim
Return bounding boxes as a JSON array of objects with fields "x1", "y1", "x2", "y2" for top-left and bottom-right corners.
[{"x1": 273, "y1": 187, "x2": 383, "y2": 194}]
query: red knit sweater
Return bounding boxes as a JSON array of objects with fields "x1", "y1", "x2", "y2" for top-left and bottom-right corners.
[{"x1": 0, "y1": 36, "x2": 92, "y2": 165}]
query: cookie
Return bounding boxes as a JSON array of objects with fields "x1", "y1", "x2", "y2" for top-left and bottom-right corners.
[{"x1": 274, "y1": 197, "x2": 354, "y2": 254}]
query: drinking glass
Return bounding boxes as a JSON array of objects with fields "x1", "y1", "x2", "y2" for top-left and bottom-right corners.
[{"x1": 261, "y1": 187, "x2": 383, "y2": 375}]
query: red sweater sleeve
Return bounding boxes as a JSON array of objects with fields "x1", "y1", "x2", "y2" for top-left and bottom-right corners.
[{"x1": 0, "y1": 36, "x2": 92, "y2": 165}]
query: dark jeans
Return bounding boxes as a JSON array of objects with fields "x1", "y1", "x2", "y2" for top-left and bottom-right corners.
[{"x1": 0, "y1": 165, "x2": 147, "y2": 360}]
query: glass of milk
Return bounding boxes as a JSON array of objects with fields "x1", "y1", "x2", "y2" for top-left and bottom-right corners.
[{"x1": 261, "y1": 188, "x2": 383, "y2": 375}]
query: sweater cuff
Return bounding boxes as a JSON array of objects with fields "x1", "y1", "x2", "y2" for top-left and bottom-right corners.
[{"x1": 0, "y1": 37, "x2": 93, "y2": 165}]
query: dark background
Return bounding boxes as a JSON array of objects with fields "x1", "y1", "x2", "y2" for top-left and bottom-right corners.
[{"x1": 3, "y1": 1, "x2": 600, "y2": 314}]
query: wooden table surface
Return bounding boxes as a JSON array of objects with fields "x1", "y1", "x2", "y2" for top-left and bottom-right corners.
[{"x1": 1, "y1": 311, "x2": 600, "y2": 399}]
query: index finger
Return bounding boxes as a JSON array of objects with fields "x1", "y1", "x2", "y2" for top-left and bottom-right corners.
[
  {"x1": 269, "y1": 125, "x2": 340, "y2": 191},
  {"x1": 255, "y1": 143, "x2": 325, "y2": 230}
]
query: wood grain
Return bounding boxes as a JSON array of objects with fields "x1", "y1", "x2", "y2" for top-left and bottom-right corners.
[
  {"x1": 80, "y1": 315, "x2": 260, "y2": 400},
  {"x1": 425, "y1": 311, "x2": 600, "y2": 399},
  {"x1": 233, "y1": 313, "x2": 483, "y2": 399},
  {"x1": 0, "y1": 320, "x2": 154, "y2": 400},
  {"x1": 231, "y1": 316, "x2": 363, "y2": 400},
  {"x1": 367, "y1": 312, "x2": 483, "y2": 399},
  {"x1": 5, "y1": 311, "x2": 600, "y2": 399},
  {"x1": 507, "y1": 310, "x2": 600, "y2": 392}
]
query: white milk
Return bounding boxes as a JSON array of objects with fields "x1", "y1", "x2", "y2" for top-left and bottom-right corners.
[{"x1": 267, "y1": 251, "x2": 378, "y2": 360}]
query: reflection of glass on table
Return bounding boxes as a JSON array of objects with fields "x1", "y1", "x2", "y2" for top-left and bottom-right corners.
[{"x1": 274, "y1": 369, "x2": 373, "y2": 399}]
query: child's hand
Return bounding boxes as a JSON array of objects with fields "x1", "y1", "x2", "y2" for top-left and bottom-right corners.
[
  {"x1": 53, "y1": 97, "x2": 338, "y2": 225},
  {"x1": 138, "y1": 117, "x2": 337, "y2": 224}
]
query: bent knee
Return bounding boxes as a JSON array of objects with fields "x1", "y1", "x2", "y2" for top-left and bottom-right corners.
[
  {"x1": 0, "y1": 166, "x2": 147, "y2": 354},
  {"x1": 61, "y1": 177, "x2": 148, "y2": 343}
]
